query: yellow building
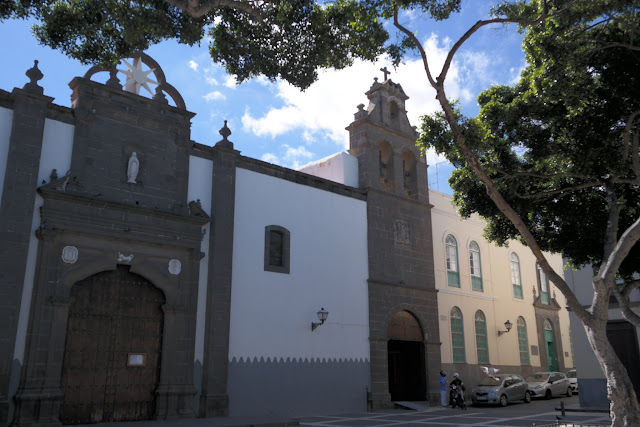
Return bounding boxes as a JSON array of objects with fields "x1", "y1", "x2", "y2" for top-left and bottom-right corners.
[{"x1": 430, "y1": 190, "x2": 574, "y2": 387}]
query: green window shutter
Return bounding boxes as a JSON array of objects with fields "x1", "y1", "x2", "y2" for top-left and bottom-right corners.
[
  {"x1": 450, "y1": 308, "x2": 466, "y2": 363},
  {"x1": 472, "y1": 276, "x2": 483, "y2": 292},
  {"x1": 517, "y1": 317, "x2": 530, "y2": 365},
  {"x1": 475, "y1": 312, "x2": 489, "y2": 364}
]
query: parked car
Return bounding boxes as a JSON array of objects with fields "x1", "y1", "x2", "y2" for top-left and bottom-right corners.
[
  {"x1": 526, "y1": 372, "x2": 572, "y2": 399},
  {"x1": 566, "y1": 369, "x2": 578, "y2": 393},
  {"x1": 471, "y1": 374, "x2": 531, "y2": 407}
]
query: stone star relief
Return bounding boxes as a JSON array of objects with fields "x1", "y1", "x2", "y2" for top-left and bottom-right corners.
[{"x1": 119, "y1": 57, "x2": 158, "y2": 95}]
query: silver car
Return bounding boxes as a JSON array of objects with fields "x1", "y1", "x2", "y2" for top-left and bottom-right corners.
[
  {"x1": 471, "y1": 374, "x2": 531, "y2": 407},
  {"x1": 526, "y1": 372, "x2": 572, "y2": 399},
  {"x1": 566, "y1": 369, "x2": 578, "y2": 393}
]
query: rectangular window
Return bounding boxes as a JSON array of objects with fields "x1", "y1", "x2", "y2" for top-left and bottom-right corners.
[
  {"x1": 470, "y1": 252, "x2": 483, "y2": 291},
  {"x1": 511, "y1": 260, "x2": 523, "y2": 299},
  {"x1": 446, "y1": 245, "x2": 460, "y2": 287},
  {"x1": 540, "y1": 268, "x2": 550, "y2": 304},
  {"x1": 264, "y1": 226, "x2": 290, "y2": 274},
  {"x1": 269, "y1": 230, "x2": 284, "y2": 267}
]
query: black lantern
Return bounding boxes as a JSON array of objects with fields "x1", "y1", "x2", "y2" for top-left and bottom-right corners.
[
  {"x1": 311, "y1": 308, "x2": 329, "y2": 331},
  {"x1": 498, "y1": 319, "x2": 513, "y2": 336}
]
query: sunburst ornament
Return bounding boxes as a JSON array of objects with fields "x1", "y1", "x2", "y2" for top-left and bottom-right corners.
[{"x1": 119, "y1": 56, "x2": 158, "y2": 95}]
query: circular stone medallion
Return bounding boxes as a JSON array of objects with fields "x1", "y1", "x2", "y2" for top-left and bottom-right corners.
[
  {"x1": 168, "y1": 259, "x2": 182, "y2": 275},
  {"x1": 61, "y1": 246, "x2": 79, "y2": 264}
]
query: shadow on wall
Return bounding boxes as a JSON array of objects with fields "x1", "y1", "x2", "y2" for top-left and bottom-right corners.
[{"x1": 228, "y1": 356, "x2": 370, "y2": 418}]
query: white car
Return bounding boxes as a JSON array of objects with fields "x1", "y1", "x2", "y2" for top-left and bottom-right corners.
[
  {"x1": 567, "y1": 369, "x2": 578, "y2": 393},
  {"x1": 526, "y1": 372, "x2": 572, "y2": 399}
]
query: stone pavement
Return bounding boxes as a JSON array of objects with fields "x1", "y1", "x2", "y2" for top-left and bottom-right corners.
[
  {"x1": 76, "y1": 398, "x2": 611, "y2": 427},
  {"x1": 298, "y1": 406, "x2": 610, "y2": 427}
]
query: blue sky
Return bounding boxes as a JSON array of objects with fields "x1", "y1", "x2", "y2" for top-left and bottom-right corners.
[{"x1": 0, "y1": 1, "x2": 526, "y2": 195}]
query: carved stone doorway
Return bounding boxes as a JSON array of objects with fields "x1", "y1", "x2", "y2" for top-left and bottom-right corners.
[
  {"x1": 387, "y1": 311, "x2": 426, "y2": 401},
  {"x1": 60, "y1": 266, "x2": 165, "y2": 424}
]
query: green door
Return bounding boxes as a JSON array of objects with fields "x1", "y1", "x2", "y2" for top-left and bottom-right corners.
[{"x1": 544, "y1": 329, "x2": 558, "y2": 371}]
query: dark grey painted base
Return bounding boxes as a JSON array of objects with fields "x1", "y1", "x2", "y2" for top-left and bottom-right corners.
[
  {"x1": 578, "y1": 378, "x2": 609, "y2": 410},
  {"x1": 228, "y1": 357, "x2": 370, "y2": 417}
]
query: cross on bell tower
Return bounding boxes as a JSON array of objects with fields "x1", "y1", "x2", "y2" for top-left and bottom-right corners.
[{"x1": 380, "y1": 66, "x2": 391, "y2": 81}]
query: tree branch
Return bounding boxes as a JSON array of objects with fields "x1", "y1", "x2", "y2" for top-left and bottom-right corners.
[
  {"x1": 601, "y1": 183, "x2": 621, "y2": 273},
  {"x1": 438, "y1": 1, "x2": 580, "y2": 84},
  {"x1": 622, "y1": 279, "x2": 640, "y2": 300},
  {"x1": 600, "y1": 214, "x2": 640, "y2": 284},
  {"x1": 393, "y1": 7, "x2": 437, "y2": 88},
  {"x1": 514, "y1": 180, "x2": 602, "y2": 199},
  {"x1": 611, "y1": 284, "x2": 640, "y2": 327},
  {"x1": 164, "y1": 0, "x2": 266, "y2": 20}
]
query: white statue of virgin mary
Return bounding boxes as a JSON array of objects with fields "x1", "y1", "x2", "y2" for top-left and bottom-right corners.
[{"x1": 127, "y1": 152, "x2": 139, "y2": 183}]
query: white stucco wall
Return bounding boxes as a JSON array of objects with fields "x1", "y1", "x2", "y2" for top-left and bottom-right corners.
[
  {"x1": 13, "y1": 118, "x2": 74, "y2": 364},
  {"x1": 187, "y1": 155, "x2": 213, "y2": 366},
  {"x1": 0, "y1": 107, "x2": 14, "y2": 209},
  {"x1": 297, "y1": 151, "x2": 359, "y2": 188},
  {"x1": 430, "y1": 190, "x2": 573, "y2": 370},
  {"x1": 229, "y1": 168, "x2": 369, "y2": 361}
]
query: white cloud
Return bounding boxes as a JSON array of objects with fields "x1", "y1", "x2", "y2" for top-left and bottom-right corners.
[
  {"x1": 203, "y1": 91, "x2": 226, "y2": 102},
  {"x1": 254, "y1": 75, "x2": 272, "y2": 86},
  {"x1": 241, "y1": 34, "x2": 481, "y2": 150},
  {"x1": 261, "y1": 153, "x2": 279, "y2": 164},
  {"x1": 224, "y1": 75, "x2": 237, "y2": 88},
  {"x1": 205, "y1": 76, "x2": 219, "y2": 86},
  {"x1": 283, "y1": 144, "x2": 314, "y2": 169},
  {"x1": 188, "y1": 60, "x2": 199, "y2": 71}
]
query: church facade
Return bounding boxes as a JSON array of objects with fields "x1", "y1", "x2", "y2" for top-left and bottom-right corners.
[{"x1": 0, "y1": 55, "x2": 442, "y2": 426}]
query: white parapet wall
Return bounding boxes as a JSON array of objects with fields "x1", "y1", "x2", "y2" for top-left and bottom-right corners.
[{"x1": 297, "y1": 151, "x2": 359, "y2": 188}]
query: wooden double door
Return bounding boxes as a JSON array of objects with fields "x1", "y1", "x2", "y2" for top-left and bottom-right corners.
[{"x1": 60, "y1": 266, "x2": 165, "y2": 424}]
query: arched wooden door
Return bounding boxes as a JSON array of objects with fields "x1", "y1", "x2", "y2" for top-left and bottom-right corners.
[
  {"x1": 60, "y1": 265, "x2": 165, "y2": 424},
  {"x1": 387, "y1": 311, "x2": 426, "y2": 401}
]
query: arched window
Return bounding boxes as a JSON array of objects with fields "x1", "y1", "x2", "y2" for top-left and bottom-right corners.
[
  {"x1": 402, "y1": 150, "x2": 417, "y2": 198},
  {"x1": 510, "y1": 253, "x2": 523, "y2": 299},
  {"x1": 538, "y1": 264, "x2": 550, "y2": 304},
  {"x1": 446, "y1": 235, "x2": 460, "y2": 287},
  {"x1": 475, "y1": 310, "x2": 489, "y2": 364},
  {"x1": 450, "y1": 307, "x2": 465, "y2": 363},
  {"x1": 378, "y1": 141, "x2": 394, "y2": 192},
  {"x1": 469, "y1": 241, "x2": 483, "y2": 292},
  {"x1": 517, "y1": 317, "x2": 530, "y2": 365}
]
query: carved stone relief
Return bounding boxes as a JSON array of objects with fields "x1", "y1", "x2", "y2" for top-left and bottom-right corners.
[
  {"x1": 394, "y1": 219, "x2": 410, "y2": 244},
  {"x1": 117, "y1": 252, "x2": 134, "y2": 263}
]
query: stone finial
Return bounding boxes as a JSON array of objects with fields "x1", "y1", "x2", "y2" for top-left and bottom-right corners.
[
  {"x1": 24, "y1": 60, "x2": 44, "y2": 94},
  {"x1": 216, "y1": 120, "x2": 234, "y2": 149},
  {"x1": 153, "y1": 86, "x2": 168, "y2": 104},
  {"x1": 105, "y1": 68, "x2": 122, "y2": 89}
]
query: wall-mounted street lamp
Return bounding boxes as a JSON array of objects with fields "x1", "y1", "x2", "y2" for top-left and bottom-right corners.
[
  {"x1": 311, "y1": 308, "x2": 329, "y2": 331},
  {"x1": 498, "y1": 320, "x2": 513, "y2": 336}
]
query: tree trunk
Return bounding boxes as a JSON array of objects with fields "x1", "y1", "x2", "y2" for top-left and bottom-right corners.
[{"x1": 584, "y1": 321, "x2": 640, "y2": 427}]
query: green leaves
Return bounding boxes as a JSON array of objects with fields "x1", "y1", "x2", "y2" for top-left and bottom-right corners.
[
  {"x1": 1, "y1": 0, "x2": 466, "y2": 88},
  {"x1": 420, "y1": 0, "x2": 640, "y2": 277}
]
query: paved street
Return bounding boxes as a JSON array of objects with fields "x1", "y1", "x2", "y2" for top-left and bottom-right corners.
[{"x1": 299, "y1": 396, "x2": 611, "y2": 427}]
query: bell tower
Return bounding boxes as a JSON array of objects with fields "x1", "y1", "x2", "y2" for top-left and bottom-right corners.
[{"x1": 347, "y1": 72, "x2": 441, "y2": 408}]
